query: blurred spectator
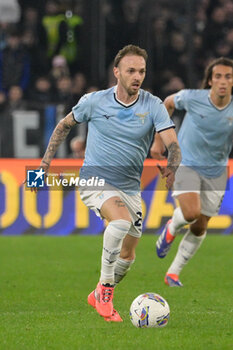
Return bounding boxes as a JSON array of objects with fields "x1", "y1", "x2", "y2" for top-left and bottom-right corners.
[
  {"x1": 0, "y1": 23, "x2": 11, "y2": 51},
  {"x1": 49, "y1": 55, "x2": 70, "y2": 87},
  {"x1": 20, "y1": 6, "x2": 48, "y2": 77},
  {"x1": 64, "y1": 72, "x2": 87, "y2": 115},
  {"x1": 69, "y1": 135, "x2": 86, "y2": 158},
  {"x1": 28, "y1": 76, "x2": 54, "y2": 105},
  {"x1": 225, "y1": 29, "x2": 233, "y2": 50},
  {"x1": 1, "y1": 0, "x2": 232, "y2": 158},
  {"x1": 105, "y1": 0, "x2": 143, "y2": 66},
  {"x1": 0, "y1": 29, "x2": 30, "y2": 93},
  {"x1": 224, "y1": 0, "x2": 233, "y2": 23},
  {"x1": 0, "y1": 91, "x2": 7, "y2": 114},
  {"x1": 86, "y1": 85, "x2": 99, "y2": 93},
  {"x1": 0, "y1": 91, "x2": 11, "y2": 157},
  {"x1": 163, "y1": 31, "x2": 187, "y2": 82},
  {"x1": 42, "y1": 0, "x2": 83, "y2": 72},
  {"x1": 160, "y1": 75, "x2": 185, "y2": 100},
  {"x1": 72, "y1": 72, "x2": 87, "y2": 95},
  {"x1": 214, "y1": 41, "x2": 233, "y2": 58},
  {"x1": 59, "y1": 9, "x2": 83, "y2": 73},
  {"x1": 54, "y1": 76, "x2": 72, "y2": 104},
  {"x1": 7, "y1": 85, "x2": 26, "y2": 112},
  {"x1": 204, "y1": 6, "x2": 230, "y2": 52},
  {"x1": 42, "y1": 0, "x2": 66, "y2": 60},
  {"x1": 0, "y1": 0, "x2": 21, "y2": 23}
]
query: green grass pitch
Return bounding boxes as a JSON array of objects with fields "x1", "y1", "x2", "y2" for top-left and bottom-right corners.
[{"x1": 0, "y1": 234, "x2": 232, "y2": 350}]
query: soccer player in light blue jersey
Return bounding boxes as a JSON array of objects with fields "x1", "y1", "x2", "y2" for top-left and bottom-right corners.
[
  {"x1": 38, "y1": 45, "x2": 181, "y2": 321},
  {"x1": 151, "y1": 57, "x2": 233, "y2": 287}
]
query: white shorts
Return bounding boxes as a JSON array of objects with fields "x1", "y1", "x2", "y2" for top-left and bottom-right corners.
[
  {"x1": 79, "y1": 184, "x2": 143, "y2": 238},
  {"x1": 173, "y1": 166, "x2": 227, "y2": 217}
]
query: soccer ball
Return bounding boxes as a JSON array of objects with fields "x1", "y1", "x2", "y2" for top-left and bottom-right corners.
[{"x1": 129, "y1": 293, "x2": 170, "y2": 328}]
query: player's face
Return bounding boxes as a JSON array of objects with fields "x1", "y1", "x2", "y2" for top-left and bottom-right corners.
[
  {"x1": 114, "y1": 55, "x2": 146, "y2": 96},
  {"x1": 208, "y1": 65, "x2": 233, "y2": 98}
]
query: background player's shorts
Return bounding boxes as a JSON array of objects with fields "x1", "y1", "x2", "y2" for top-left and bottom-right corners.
[
  {"x1": 79, "y1": 184, "x2": 143, "y2": 238},
  {"x1": 173, "y1": 166, "x2": 227, "y2": 217}
]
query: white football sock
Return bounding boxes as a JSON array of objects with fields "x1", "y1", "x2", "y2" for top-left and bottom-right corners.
[
  {"x1": 114, "y1": 257, "x2": 135, "y2": 285},
  {"x1": 167, "y1": 229, "x2": 207, "y2": 276},
  {"x1": 100, "y1": 219, "x2": 131, "y2": 285},
  {"x1": 169, "y1": 207, "x2": 195, "y2": 236}
]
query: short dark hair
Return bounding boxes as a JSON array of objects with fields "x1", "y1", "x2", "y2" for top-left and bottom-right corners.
[
  {"x1": 114, "y1": 44, "x2": 148, "y2": 67},
  {"x1": 201, "y1": 57, "x2": 233, "y2": 89}
]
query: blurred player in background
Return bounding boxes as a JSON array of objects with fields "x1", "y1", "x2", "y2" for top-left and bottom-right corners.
[
  {"x1": 37, "y1": 45, "x2": 181, "y2": 321},
  {"x1": 151, "y1": 57, "x2": 233, "y2": 287}
]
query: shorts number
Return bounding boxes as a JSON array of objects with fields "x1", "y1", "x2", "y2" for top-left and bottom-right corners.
[{"x1": 134, "y1": 211, "x2": 142, "y2": 227}]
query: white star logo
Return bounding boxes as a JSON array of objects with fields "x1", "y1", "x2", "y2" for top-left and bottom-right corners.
[{"x1": 34, "y1": 168, "x2": 45, "y2": 181}]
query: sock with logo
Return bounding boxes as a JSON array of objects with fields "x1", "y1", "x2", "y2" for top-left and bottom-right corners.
[
  {"x1": 169, "y1": 207, "x2": 196, "y2": 236},
  {"x1": 114, "y1": 257, "x2": 135, "y2": 285},
  {"x1": 167, "y1": 229, "x2": 207, "y2": 276},
  {"x1": 100, "y1": 219, "x2": 131, "y2": 285}
]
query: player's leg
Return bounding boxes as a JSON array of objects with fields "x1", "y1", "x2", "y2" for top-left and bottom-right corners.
[
  {"x1": 92, "y1": 196, "x2": 131, "y2": 318},
  {"x1": 156, "y1": 166, "x2": 201, "y2": 258},
  {"x1": 165, "y1": 171, "x2": 226, "y2": 286},
  {"x1": 80, "y1": 187, "x2": 131, "y2": 320},
  {"x1": 113, "y1": 192, "x2": 142, "y2": 285},
  {"x1": 156, "y1": 192, "x2": 201, "y2": 258},
  {"x1": 165, "y1": 214, "x2": 210, "y2": 286},
  {"x1": 114, "y1": 234, "x2": 139, "y2": 285},
  {"x1": 99, "y1": 196, "x2": 132, "y2": 284}
]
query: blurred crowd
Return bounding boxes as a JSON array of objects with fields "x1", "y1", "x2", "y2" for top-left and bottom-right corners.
[{"x1": 0, "y1": 0, "x2": 232, "y2": 157}]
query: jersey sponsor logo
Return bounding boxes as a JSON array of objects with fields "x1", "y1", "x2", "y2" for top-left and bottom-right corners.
[{"x1": 103, "y1": 114, "x2": 115, "y2": 119}]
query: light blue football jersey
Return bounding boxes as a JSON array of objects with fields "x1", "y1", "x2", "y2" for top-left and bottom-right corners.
[
  {"x1": 72, "y1": 86, "x2": 174, "y2": 193},
  {"x1": 174, "y1": 89, "x2": 233, "y2": 178}
]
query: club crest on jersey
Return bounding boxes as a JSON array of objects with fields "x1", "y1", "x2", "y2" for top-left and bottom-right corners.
[
  {"x1": 227, "y1": 117, "x2": 233, "y2": 126},
  {"x1": 135, "y1": 112, "x2": 149, "y2": 124}
]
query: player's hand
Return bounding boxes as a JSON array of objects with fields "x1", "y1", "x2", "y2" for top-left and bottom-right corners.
[
  {"x1": 157, "y1": 164, "x2": 175, "y2": 190},
  {"x1": 150, "y1": 138, "x2": 166, "y2": 160},
  {"x1": 23, "y1": 162, "x2": 49, "y2": 193}
]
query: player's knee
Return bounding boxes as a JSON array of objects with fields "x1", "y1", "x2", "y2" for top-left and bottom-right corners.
[
  {"x1": 183, "y1": 208, "x2": 200, "y2": 223},
  {"x1": 107, "y1": 219, "x2": 131, "y2": 240}
]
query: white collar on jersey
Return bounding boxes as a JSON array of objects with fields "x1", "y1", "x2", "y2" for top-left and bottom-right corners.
[
  {"x1": 208, "y1": 93, "x2": 232, "y2": 110},
  {"x1": 114, "y1": 85, "x2": 140, "y2": 107}
]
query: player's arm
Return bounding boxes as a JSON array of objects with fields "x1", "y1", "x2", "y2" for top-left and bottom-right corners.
[
  {"x1": 157, "y1": 128, "x2": 181, "y2": 189},
  {"x1": 41, "y1": 112, "x2": 77, "y2": 171},
  {"x1": 164, "y1": 93, "x2": 176, "y2": 117},
  {"x1": 150, "y1": 94, "x2": 176, "y2": 159}
]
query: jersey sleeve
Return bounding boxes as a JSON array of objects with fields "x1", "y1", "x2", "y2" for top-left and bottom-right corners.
[
  {"x1": 72, "y1": 92, "x2": 93, "y2": 123},
  {"x1": 174, "y1": 89, "x2": 190, "y2": 110},
  {"x1": 152, "y1": 98, "x2": 175, "y2": 132}
]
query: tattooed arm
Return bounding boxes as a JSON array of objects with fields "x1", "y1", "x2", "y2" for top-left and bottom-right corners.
[
  {"x1": 41, "y1": 112, "x2": 77, "y2": 170},
  {"x1": 157, "y1": 128, "x2": 181, "y2": 189},
  {"x1": 166, "y1": 141, "x2": 181, "y2": 174}
]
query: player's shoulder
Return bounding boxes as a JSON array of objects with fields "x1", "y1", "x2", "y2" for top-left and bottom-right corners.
[
  {"x1": 139, "y1": 88, "x2": 163, "y2": 105},
  {"x1": 177, "y1": 88, "x2": 208, "y2": 96},
  {"x1": 91, "y1": 86, "x2": 114, "y2": 99},
  {"x1": 76, "y1": 87, "x2": 113, "y2": 108},
  {"x1": 176, "y1": 89, "x2": 209, "y2": 102}
]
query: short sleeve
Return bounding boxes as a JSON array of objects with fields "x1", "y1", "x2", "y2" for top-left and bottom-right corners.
[
  {"x1": 152, "y1": 98, "x2": 175, "y2": 132},
  {"x1": 72, "y1": 93, "x2": 93, "y2": 123},
  {"x1": 174, "y1": 89, "x2": 190, "y2": 110}
]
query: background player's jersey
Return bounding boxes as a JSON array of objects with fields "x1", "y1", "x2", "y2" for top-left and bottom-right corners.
[
  {"x1": 174, "y1": 89, "x2": 233, "y2": 178},
  {"x1": 72, "y1": 86, "x2": 174, "y2": 193}
]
